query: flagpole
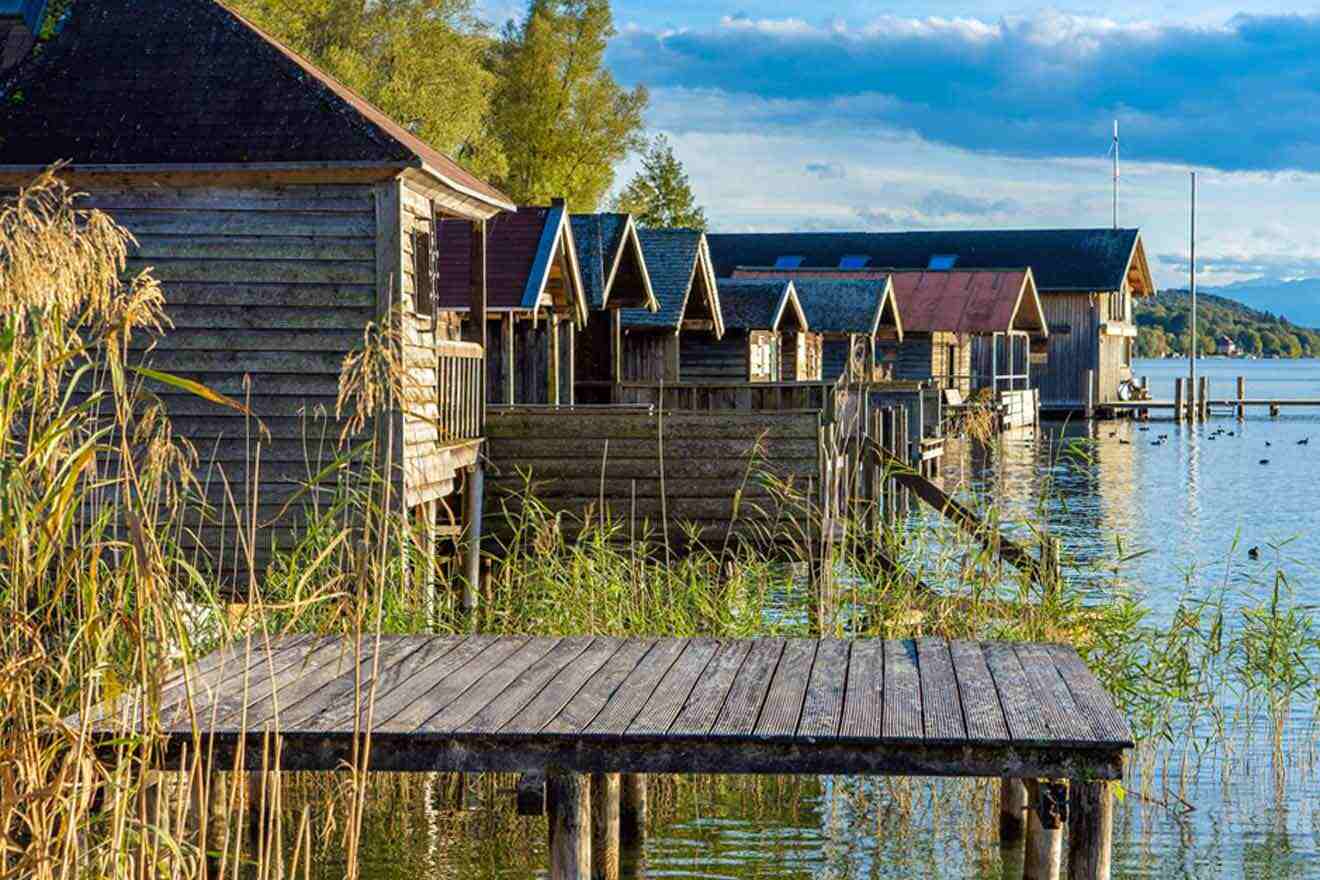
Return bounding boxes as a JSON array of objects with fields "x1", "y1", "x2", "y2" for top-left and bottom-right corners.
[{"x1": 1189, "y1": 171, "x2": 1197, "y2": 416}]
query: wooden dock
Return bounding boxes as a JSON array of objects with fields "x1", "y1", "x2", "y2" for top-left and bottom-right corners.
[{"x1": 77, "y1": 634, "x2": 1131, "y2": 879}]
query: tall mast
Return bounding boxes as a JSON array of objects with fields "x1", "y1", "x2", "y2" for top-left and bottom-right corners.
[
  {"x1": 1112, "y1": 120, "x2": 1120, "y2": 229},
  {"x1": 1189, "y1": 171, "x2": 1197, "y2": 399}
]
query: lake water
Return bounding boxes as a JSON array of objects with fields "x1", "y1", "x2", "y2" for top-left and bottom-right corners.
[{"x1": 340, "y1": 357, "x2": 1320, "y2": 880}]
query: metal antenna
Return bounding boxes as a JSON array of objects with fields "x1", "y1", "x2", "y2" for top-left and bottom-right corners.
[{"x1": 1112, "y1": 120, "x2": 1120, "y2": 229}]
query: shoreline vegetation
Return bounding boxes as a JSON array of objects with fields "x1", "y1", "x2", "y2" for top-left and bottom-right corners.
[
  {"x1": 1137, "y1": 289, "x2": 1320, "y2": 359},
  {"x1": 5, "y1": 175, "x2": 1319, "y2": 877}
]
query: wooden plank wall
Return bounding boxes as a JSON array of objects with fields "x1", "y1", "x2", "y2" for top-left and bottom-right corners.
[
  {"x1": 621, "y1": 330, "x2": 675, "y2": 383},
  {"x1": 1035, "y1": 293, "x2": 1098, "y2": 409},
  {"x1": 400, "y1": 179, "x2": 466, "y2": 506},
  {"x1": 574, "y1": 310, "x2": 614, "y2": 403},
  {"x1": 484, "y1": 408, "x2": 822, "y2": 548},
  {"x1": 822, "y1": 337, "x2": 854, "y2": 382},
  {"x1": 88, "y1": 182, "x2": 379, "y2": 575},
  {"x1": 679, "y1": 330, "x2": 747, "y2": 383}
]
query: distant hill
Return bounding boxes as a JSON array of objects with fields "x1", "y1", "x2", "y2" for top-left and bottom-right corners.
[
  {"x1": 1202, "y1": 278, "x2": 1320, "y2": 328},
  {"x1": 1135, "y1": 289, "x2": 1320, "y2": 358}
]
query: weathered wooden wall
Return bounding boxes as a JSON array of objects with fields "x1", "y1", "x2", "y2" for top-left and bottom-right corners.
[
  {"x1": 1034, "y1": 293, "x2": 1098, "y2": 410},
  {"x1": 822, "y1": 336, "x2": 854, "y2": 381},
  {"x1": 86, "y1": 182, "x2": 379, "y2": 575},
  {"x1": 621, "y1": 330, "x2": 675, "y2": 383},
  {"x1": 484, "y1": 408, "x2": 823, "y2": 548},
  {"x1": 574, "y1": 310, "x2": 615, "y2": 403},
  {"x1": 679, "y1": 329, "x2": 748, "y2": 383}
]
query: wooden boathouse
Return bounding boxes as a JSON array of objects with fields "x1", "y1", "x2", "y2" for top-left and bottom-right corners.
[
  {"x1": 0, "y1": 0, "x2": 513, "y2": 582},
  {"x1": 569, "y1": 212, "x2": 659, "y2": 403},
  {"x1": 617, "y1": 228, "x2": 724, "y2": 384},
  {"x1": 785, "y1": 277, "x2": 903, "y2": 382},
  {"x1": 75, "y1": 633, "x2": 1133, "y2": 879},
  {"x1": 709, "y1": 230, "x2": 1154, "y2": 415},
  {"x1": 437, "y1": 201, "x2": 589, "y2": 406},
  {"x1": 679, "y1": 278, "x2": 812, "y2": 383}
]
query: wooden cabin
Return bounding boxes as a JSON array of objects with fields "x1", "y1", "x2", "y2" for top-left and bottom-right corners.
[
  {"x1": 677, "y1": 279, "x2": 810, "y2": 383},
  {"x1": 0, "y1": 0, "x2": 514, "y2": 582},
  {"x1": 733, "y1": 274, "x2": 903, "y2": 382},
  {"x1": 708, "y1": 230, "x2": 1154, "y2": 414},
  {"x1": 569, "y1": 212, "x2": 659, "y2": 403},
  {"x1": 618, "y1": 228, "x2": 724, "y2": 383},
  {"x1": 437, "y1": 201, "x2": 589, "y2": 407}
]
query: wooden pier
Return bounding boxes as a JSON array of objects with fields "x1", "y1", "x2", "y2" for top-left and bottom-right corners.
[{"x1": 77, "y1": 634, "x2": 1132, "y2": 880}]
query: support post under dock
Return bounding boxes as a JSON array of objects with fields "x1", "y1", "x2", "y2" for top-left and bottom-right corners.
[
  {"x1": 620, "y1": 774, "x2": 647, "y2": 845},
  {"x1": 999, "y1": 777, "x2": 1027, "y2": 845},
  {"x1": 1173, "y1": 378, "x2": 1185, "y2": 424},
  {"x1": 547, "y1": 770, "x2": 591, "y2": 880},
  {"x1": 1024, "y1": 779, "x2": 1064, "y2": 880},
  {"x1": 590, "y1": 772, "x2": 620, "y2": 880},
  {"x1": 1198, "y1": 376, "x2": 1209, "y2": 422},
  {"x1": 1068, "y1": 781, "x2": 1113, "y2": 880},
  {"x1": 462, "y1": 464, "x2": 484, "y2": 616},
  {"x1": 1237, "y1": 376, "x2": 1246, "y2": 421},
  {"x1": 1084, "y1": 369, "x2": 1095, "y2": 421}
]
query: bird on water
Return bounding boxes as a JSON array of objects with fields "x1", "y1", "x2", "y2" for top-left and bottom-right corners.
[{"x1": 1249, "y1": 547, "x2": 1260, "y2": 560}]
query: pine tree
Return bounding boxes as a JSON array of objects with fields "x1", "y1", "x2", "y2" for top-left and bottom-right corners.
[
  {"x1": 486, "y1": 0, "x2": 648, "y2": 208},
  {"x1": 611, "y1": 135, "x2": 707, "y2": 230}
]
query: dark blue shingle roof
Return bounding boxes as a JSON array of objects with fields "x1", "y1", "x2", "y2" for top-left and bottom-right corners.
[
  {"x1": 707, "y1": 229, "x2": 1145, "y2": 293},
  {"x1": 716, "y1": 279, "x2": 792, "y2": 331},
  {"x1": 623, "y1": 228, "x2": 706, "y2": 330},
  {"x1": 790, "y1": 279, "x2": 885, "y2": 334}
]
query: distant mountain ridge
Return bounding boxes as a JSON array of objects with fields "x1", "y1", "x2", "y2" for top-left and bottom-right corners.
[
  {"x1": 1199, "y1": 278, "x2": 1320, "y2": 328},
  {"x1": 1135, "y1": 289, "x2": 1320, "y2": 357}
]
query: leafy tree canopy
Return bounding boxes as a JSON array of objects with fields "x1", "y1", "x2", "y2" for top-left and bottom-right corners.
[
  {"x1": 486, "y1": 0, "x2": 648, "y2": 208},
  {"x1": 231, "y1": 0, "x2": 508, "y2": 180},
  {"x1": 611, "y1": 135, "x2": 708, "y2": 230},
  {"x1": 1136, "y1": 290, "x2": 1319, "y2": 358}
]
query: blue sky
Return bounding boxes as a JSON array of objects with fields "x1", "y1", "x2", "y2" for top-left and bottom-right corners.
[{"x1": 488, "y1": 2, "x2": 1320, "y2": 290}]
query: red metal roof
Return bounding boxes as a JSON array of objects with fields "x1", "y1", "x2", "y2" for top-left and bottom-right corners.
[{"x1": 733, "y1": 267, "x2": 1036, "y2": 335}]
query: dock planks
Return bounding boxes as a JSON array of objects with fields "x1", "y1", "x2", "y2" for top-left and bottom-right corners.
[{"x1": 77, "y1": 636, "x2": 1132, "y2": 780}]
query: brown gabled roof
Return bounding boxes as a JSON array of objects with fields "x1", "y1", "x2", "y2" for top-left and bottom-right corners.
[
  {"x1": 0, "y1": 0, "x2": 513, "y2": 210},
  {"x1": 436, "y1": 203, "x2": 588, "y2": 324}
]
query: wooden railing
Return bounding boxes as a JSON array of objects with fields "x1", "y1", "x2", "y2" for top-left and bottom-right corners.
[{"x1": 437, "y1": 339, "x2": 484, "y2": 442}]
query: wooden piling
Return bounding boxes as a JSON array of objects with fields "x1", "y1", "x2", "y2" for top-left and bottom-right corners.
[
  {"x1": 590, "y1": 773, "x2": 620, "y2": 880},
  {"x1": 1138, "y1": 376, "x2": 1149, "y2": 421},
  {"x1": 517, "y1": 771, "x2": 546, "y2": 816},
  {"x1": 547, "y1": 770, "x2": 591, "y2": 880},
  {"x1": 1198, "y1": 376, "x2": 1209, "y2": 421},
  {"x1": 1173, "y1": 378, "x2": 1184, "y2": 424},
  {"x1": 1067, "y1": 781, "x2": 1113, "y2": 880},
  {"x1": 1084, "y1": 369, "x2": 1095, "y2": 420},
  {"x1": 1024, "y1": 780, "x2": 1064, "y2": 880},
  {"x1": 462, "y1": 464, "x2": 484, "y2": 616},
  {"x1": 620, "y1": 774, "x2": 647, "y2": 844},
  {"x1": 999, "y1": 778, "x2": 1028, "y2": 845},
  {"x1": 1236, "y1": 376, "x2": 1246, "y2": 421}
]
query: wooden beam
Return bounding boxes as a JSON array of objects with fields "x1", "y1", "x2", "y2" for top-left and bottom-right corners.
[
  {"x1": 462, "y1": 464, "x2": 483, "y2": 616},
  {"x1": 1068, "y1": 781, "x2": 1113, "y2": 880},
  {"x1": 503, "y1": 313, "x2": 516, "y2": 405},
  {"x1": 516, "y1": 771, "x2": 546, "y2": 816},
  {"x1": 549, "y1": 313, "x2": 562, "y2": 406},
  {"x1": 590, "y1": 773, "x2": 620, "y2": 880},
  {"x1": 1024, "y1": 780, "x2": 1066, "y2": 880},
  {"x1": 1000, "y1": 777, "x2": 1027, "y2": 845},
  {"x1": 547, "y1": 770, "x2": 590, "y2": 880},
  {"x1": 611, "y1": 310, "x2": 624, "y2": 385},
  {"x1": 619, "y1": 774, "x2": 646, "y2": 844},
  {"x1": 470, "y1": 218, "x2": 488, "y2": 359}
]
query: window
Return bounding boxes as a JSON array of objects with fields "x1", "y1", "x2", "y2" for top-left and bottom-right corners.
[
  {"x1": 838, "y1": 254, "x2": 870, "y2": 269},
  {"x1": 773, "y1": 255, "x2": 805, "y2": 269},
  {"x1": 928, "y1": 254, "x2": 958, "y2": 270},
  {"x1": 412, "y1": 225, "x2": 436, "y2": 316}
]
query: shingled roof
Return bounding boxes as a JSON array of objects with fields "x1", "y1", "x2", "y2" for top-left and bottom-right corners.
[
  {"x1": 734, "y1": 267, "x2": 1043, "y2": 336},
  {"x1": 0, "y1": 0, "x2": 513, "y2": 210},
  {"x1": 786, "y1": 277, "x2": 902, "y2": 339},
  {"x1": 716, "y1": 279, "x2": 807, "y2": 332},
  {"x1": 622, "y1": 229, "x2": 723, "y2": 336},
  {"x1": 436, "y1": 203, "x2": 587, "y2": 323},
  {"x1": 707, "y1": 229, "x2": 1154, "y2": 295},
  {"x1": 570, "y1": 213, "x2": 657, "y2": 311}
]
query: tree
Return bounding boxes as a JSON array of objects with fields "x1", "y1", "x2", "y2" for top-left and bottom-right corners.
[
  {"x1": 486, "y1": 0, "x2": 648, "y2": 208},
  {"x1": 231, "y1": 0, "x2": 506, "y2": 180},
  {"x1": 611, "y1": 135, "x2": 708, "y2": 230}
]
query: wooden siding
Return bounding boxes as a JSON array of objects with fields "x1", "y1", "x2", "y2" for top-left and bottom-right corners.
[
  {"x1": 1034, "y1": 293, "x2": 1098, "y2": 409},
  {"x1": 485, "y1": 408, "x2": 822, "y2": 548},
  {"x1": 822, "y1": 337, "x2": 853, "y2": 381},
  {"x1": 621, "y1": 330, "x2": 676, "y2": 383},
  {"x1": 573, "y1": 309, "x2": 615, "y2": 403},
  {"x1": 680, "y1": 329, "x2": 749, "y2": 383},
  {"x1": 90, "y1": 182, "x2": 379, "y2": 575},
  {"x1": 400, "y1": 178, "x2": 467, "y2": 506},
  {"x1": 885, "y1": 332, "x2": 969, "y2": 396},
  {"x1": 485, "y1": 313, "x2": 575, "y2": 406}
]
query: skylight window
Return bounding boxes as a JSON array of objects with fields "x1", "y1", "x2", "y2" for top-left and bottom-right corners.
[
  {"x1": 928, "y1": 254, "x2": 958, "y2": 270},
  {"x1": 839, "y1": 255, "x2": 870, "y2": 269},
  {"x1": 773, "y1": 255, "x2": 805, "y2": 269}
]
